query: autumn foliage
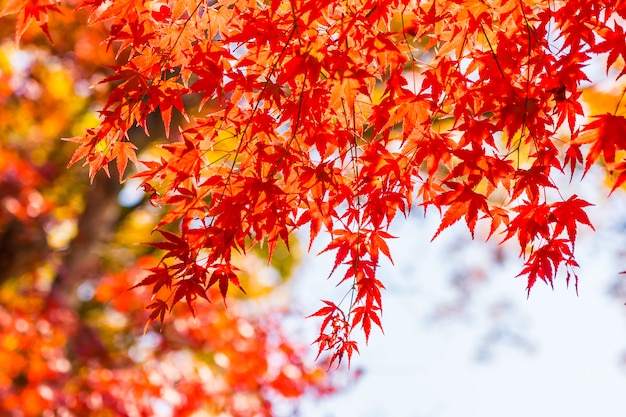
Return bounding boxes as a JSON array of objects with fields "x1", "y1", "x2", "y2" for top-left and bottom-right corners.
[{"x1": 3, "y1": 0, "x2": 626, "y2": 393}]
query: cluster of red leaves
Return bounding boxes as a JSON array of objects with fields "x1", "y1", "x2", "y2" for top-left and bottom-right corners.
[
  {"x1": 0, "y1": 0, "x2": 61, "y2": 43},
  {"x1": 7, "y1": 0, "x2": 626, "y2": 365}
]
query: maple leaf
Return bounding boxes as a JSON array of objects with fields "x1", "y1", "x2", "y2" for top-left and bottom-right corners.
[
  {"x1": 367, "y1": 229, "x2": 395, "y2": 264},
  {"x1": 518, "y1": 239, "x2": 573, "y2": 294},
  {"x1": 154, "y1": 80, "x2": 189, "y2": 139},
  {"x1": 131, "y1": 265, "x2": 173, "y2": 294},
  {"x1": 351, "y1": 305, "x2": 383, "y2": 343},
  {"x1": 308, "y1": 300, "x2": 342, "y2": 334},
  {"x1": 146, "y1": 230, "x2": 190, "y2": 260},
  {"x1": 144, "y1": 298, "x2": 168, "y2": 332},
  {"x1": 551, "y1": 195, "x2": 595, "y2": 244},
  {"x1": 595, "y1": 24, "x2": 626, "y2": 78},
  {"x1": 208, "y1": 264, "x2": 246, "y2": 303},
  {"x1": 0, "y1": 0, "x2": 61, "y2": 44},
  {"x1": 609, "y1": 159, "x2": 626, "y2": 194},
  {"x1": 431, "y1": 183, "x2": 489, "y2": 240},
  {"x1": 172, "y1": 279, "x2": 210, "y2": 317},
  {"x1": 111, "y1": 141, "x2": 138, "y2": 181},
  {"x1": 503, "y1": 201, "x2": 551, "y2": 251},
  {"x1": 486, "y1": 205, "x2": 510, "y2": 240},
  {"x1": 564, "y1": 143, "x2": 583, "y2": 180},
  {"x1": 308, "y1": 300, "x2": 357, "y2": 366},
  {"x1": 64, "y1": 134, "x2": 95, "y2": 168},
  {"x1": 575, "y1": 114, "x2": 626, "y2": 174},
  {"x1": 554, "y1": 92, "x2": 585, "y2": 133},
  {"x1": 510, "y1": 166, "x2": 557, "y2": 202},
  {"x1": 319, "y1": 229, "x2": 359, "y2": 278}
]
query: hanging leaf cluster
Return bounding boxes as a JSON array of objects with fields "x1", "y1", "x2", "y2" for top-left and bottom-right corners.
[{"x1": 6, "y1": 0, "x2": 626, "y2": 365}]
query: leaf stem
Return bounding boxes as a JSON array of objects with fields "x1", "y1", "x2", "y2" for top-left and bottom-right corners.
[{"x1": 613, "y1": 88, "x2": 626, "y2": 115}]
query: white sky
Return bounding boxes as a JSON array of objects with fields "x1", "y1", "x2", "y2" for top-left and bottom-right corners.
[{"x1": 293, "y1": 166, "x2": 626, "y2": 417}]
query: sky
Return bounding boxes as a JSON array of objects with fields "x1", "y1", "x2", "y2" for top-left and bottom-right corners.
[{"x1": 292, "y1": 166, "x2": 626, "y2": 417}]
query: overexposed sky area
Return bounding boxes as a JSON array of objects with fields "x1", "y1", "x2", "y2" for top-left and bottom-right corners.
[{"x1": 294, "y1": 167, "x2": 626, "y2": 417}]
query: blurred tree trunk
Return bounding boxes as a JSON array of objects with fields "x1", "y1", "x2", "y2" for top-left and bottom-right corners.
[
  {"x1": 49, "y1": 172, "x2": 122, "y2": 310},
  {"x1": 0, "y1": 217, "x2": 48, "y2": 284}
]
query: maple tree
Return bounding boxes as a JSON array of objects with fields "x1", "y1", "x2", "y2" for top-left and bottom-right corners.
[{"x1": 3, "y1": 0, "x2": 626, "y2": 378}]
